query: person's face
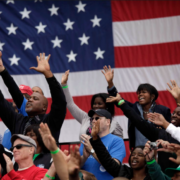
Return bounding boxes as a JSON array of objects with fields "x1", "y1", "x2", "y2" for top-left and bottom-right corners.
[
  {"x1": 91, "y1": 114, "x2": 110, "y2": 133},
  {"x1": 26, "y1": 130, "x2": 39, "y2": 148},
  {"x1": 92, "y1": 97, "x2": 106, "y2": 110},
  {"x1": 130, "y1": 148, "x2": 146, "y2": 170},
  {"x1": 172, "y1": 172, "x2": 180, "y2": 180},
  {"x1": 32, "y1": 87, "x2": 43, "y2": 95},
  {"x1": 25, "y1": 92, "x2": 46, "y2": 116},
  {"x1": 171, "y1": 107, "x2": 180, "y2": 127},
  {"x1": 137, "y1": 90, "x2": 154, "y2": 105},
  {"x1": 13, "y1": 139, "x2": 34, "y2": 163}
]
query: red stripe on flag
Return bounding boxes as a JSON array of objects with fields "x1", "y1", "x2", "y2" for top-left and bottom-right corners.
[
  {"x1": 114, "y1": 42, "x2": 180, "y2": 68},
  {"x1": 111, "y1": 0, "x2": 180, "y2": 22}
]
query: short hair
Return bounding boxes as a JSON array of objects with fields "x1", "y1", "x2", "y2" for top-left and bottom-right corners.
[
  {"x1": 25, "y1": 124, "x2": 49, "y2": 153},
  {"x1": 136, "y1": 83, "x2": 158, "y2": 102},
  {"x1": 80, "y1": 170, "x2": 97, "y2": 180},
  {"x1": 91, "y1": 93, "x2": 115, "y2": 117}
]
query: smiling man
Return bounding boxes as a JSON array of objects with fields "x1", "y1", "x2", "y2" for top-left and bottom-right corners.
[{"x1": 2, "y1": 134, "x2": 47, "y2": 180}]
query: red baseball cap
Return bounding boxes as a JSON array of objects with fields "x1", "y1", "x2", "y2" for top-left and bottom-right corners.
[{"x1": 19, "y1": 85, "x2": 33, "y2": 96}]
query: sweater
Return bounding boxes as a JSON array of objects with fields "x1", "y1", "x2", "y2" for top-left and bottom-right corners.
[{"x1": 62, "y1": 84, "x2": 123, "y2": 139}]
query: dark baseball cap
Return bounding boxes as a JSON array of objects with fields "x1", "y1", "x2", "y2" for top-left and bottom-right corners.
[
  {"x1": 88, "y1": 109, "x2": 112, "y2": 122},
  {"x1": 11, "y1": 134, "x2": 37, "y2": 150},
  {"x1": 165, "y1": 166, "x2": 180, "y2": 177}
]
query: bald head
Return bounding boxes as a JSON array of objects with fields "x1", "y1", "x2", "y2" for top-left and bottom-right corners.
[
  {"x1": 32, "y1": 86, "x2": 44, "y2": 95},
  {"x1": 25, "y1": 92, "x2": 48, "y2": 116}
]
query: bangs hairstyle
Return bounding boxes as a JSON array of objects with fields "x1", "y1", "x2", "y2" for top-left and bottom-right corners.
[
  {"x1": 25, "y1": 124, "x2": 49, "y2": 153},
  {"x1": 91, "y1": 93, "x2": 115, "y2": 117},
  {"x1": 136, "y1": 83, "x2": 158, "y2": 102}
]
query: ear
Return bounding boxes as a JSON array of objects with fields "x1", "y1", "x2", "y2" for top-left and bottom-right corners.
[
  {"x1": 151, "y1": 94, "x2": 155, "y2": 102},
  {"x1": 107, "y1": 119, "x2": 111, "y2": 126},
  {"x1": 42, "y1": 104, "x2": 47, "y2": 112},
  {"x1": 29, "y1": 147, "x2": 34, "y2": 155}
]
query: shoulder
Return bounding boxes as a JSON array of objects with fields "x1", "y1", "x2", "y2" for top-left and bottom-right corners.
[
  {"x1": 33, "y1": 165, "x2": 48, "y2": 173},
  {"x1": 154, "y1": 104, "x2": 170, "y2": 111},
  {"x1": 103, "y1": 134, "x2": 124, "y2": 144}
]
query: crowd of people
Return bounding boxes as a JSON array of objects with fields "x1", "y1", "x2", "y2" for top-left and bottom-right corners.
[{"x1": 0, "y1": 51, "x2": 180, "y2": 180}]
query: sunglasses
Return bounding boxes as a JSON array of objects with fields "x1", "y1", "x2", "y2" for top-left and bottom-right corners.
[{"x1": 10, "y1": 144, "x2": 32, "y2": 151}]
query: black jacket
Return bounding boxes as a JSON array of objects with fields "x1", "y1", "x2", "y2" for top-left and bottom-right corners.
[
  {"x1": 108, "y1": 86, "x2": 171, "y2": 149},
  {"x1": 119, "y1": 102, "x2": 179, "y2": 172},
  {"x1": 90, "y1": 137, "x2": 151, "y2": 180},
  {"x1": 0, "y1": 69, "x2": 66, "y2": 142}
]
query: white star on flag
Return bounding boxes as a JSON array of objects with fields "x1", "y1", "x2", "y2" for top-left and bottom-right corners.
[
  {"x1": 8, "y1": 54, "x2": 20, "y2": 66},
  {"x1": 0, "y1": 42, "x2": 5, "y2": 51},
  {"x1": 63, "y1": 19, "x2": 75, "y2": 31},
  {"x1": 94, "y1": 47, "x2": 105, "y2": 60},
  {"x1": 22, "y1": 39, "x2": 34, "y2": 50},
  {"x1": 66, "y1": 50, "x2": 77, "y2": 62},
  {"x1": 90, "y1": 15, "x2": 102, "y2": 27},
  {"x1": 34, "y1": 0, "x2": 42, "y2": 2},
  {"x1": 35, "y1": 22, "x2": 47, "y2": 34},
  {"x1": 78, "y1": 33, "x2": 90, "y2": 45},
  {"x1": 6, "y1": 23, "x2": 18, "y2": 35},
  {"x1": 51, "y1": 36, "x2": 63, "y2": 48},
  {"x1": 20, "y1": 8, "x2": 31, "y2": 19},
  {"x1": 6, "y1": 0, "x2": 14, "y2": 4},
  {"x1": 48, "y1": 4, "x2": 59, "y2": 16},
  {"x1": 75, "y1": 1, "x2": 86, "y2": 13}
]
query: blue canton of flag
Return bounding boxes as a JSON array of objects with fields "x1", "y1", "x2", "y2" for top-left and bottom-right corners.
[{"x1": 0, "y1": 0, "x2": 114, "y2": 75}]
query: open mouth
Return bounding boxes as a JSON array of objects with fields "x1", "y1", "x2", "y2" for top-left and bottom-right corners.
[
  {"x1": 131, "y1": 159, "x2": 139, "y2": 165},
  {"x1": 171, "y1": 119, "x2": 177, "y2": 125}
]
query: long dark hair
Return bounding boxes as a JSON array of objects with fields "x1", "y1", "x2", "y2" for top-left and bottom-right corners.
[
  {"x1": 91, "y1": 93, "x2": 115, "y2": 117},
  {"x1": 25, "y1": 124, "x2": 49, "y2": 153}
]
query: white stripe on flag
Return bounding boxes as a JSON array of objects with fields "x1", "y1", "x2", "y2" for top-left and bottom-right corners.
[{"x1": 113, "y1": 16, "x2": 180, "y2": 46}]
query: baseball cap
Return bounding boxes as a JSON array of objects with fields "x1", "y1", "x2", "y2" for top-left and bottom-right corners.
[
  {"x1": 11, "y1": 134, "x2": 37, "y2": 150},
  {"x1": 19, "y1": 85, "x2": 33, "y2": 96},
  {"x1": 88, "y1": 109, "x2": 112, "y2": 122},
  {"x1": 165, "y1": 166, "x2": 180, "y2": 177}
]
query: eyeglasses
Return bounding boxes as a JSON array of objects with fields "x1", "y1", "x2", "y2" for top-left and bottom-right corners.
[
  {"x1": 90, "y1": 117, "x2": 100, "y2": 121},
  {"x1": 10, "y1": 144, "x2": 32, "y2": 151}
]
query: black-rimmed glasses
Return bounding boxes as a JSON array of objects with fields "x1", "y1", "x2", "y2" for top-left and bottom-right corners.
[{"x1": 10, "y1": 144, "x2": 32, "y2": 151}]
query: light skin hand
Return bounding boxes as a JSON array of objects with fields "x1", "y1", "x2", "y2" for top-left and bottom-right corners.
[
  {"x1": 156, "y1": 139, "x2": 173, "y2": 153},
  {"x1": 101, "y1": 65, "x2": 114, "y2": 88},
  {"x1": 106, "y1": 93, "x2": 122, "y2": 103},
  {"x1": 61, "y1": 70, "x2": 70, "y2": 85},
  {"x1": 167, "y1": 80, "x2": 180, "y2": 104},
  {"x1": 147, "y1": 113, "x2": 170, "y2": 129},
  {"x1": 91, "y1": 120, "x2": 100, "y2": 140},
  {"x1": 81, "y1": 134, "x2": 92, "y2": 153},
  {"x1": 39, "y1": 123, "x2": 57, "y2": 151},
  {"x1": 3, "y1": 153, "x2": 13, "y2": 173},
  {"x1": 0, "y1": 51, "x2": 5, "y2": 72},
  {"x1": 30, "y1": 53, "x2": 53, "y2": 78},
  {"x1": 168, "y1": 144, "x2": 180, "y2": 164},
  {"x1": 143, "y1": 141, "x2": 155, "y2": 161}
]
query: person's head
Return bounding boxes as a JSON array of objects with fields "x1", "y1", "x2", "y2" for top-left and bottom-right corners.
[
  {"x1": 88, "y1": 109, "x2": 112, "y2": 135},
  {"x1": 80, "y1": 170, "x2": 97, "y2": 180},
  {"x1": 165, "y1": 166, "x2": 180, "y2": 180},
  {"x1": 129, "y1": 146, "x2": 147, "y2": 171},
  {"x1": 136, "y1": 84, "x2": 158, "y2": 105},
  {"x1": 32, "y1": 86, "x2": 44, "y2": 95},
  {"x1": 91, "y1": 93, "x2": 115, "y2": 117},
  {"x1": 10, "y1": 134, "x2": 37, "y2": 164},
  {"x1": 25, "y1": 124, "x2": 49, "y2": 153},
  {"x1": 171, "y1": 107, "x2": 180, "y2": 127},
  {"x1": 25, "y1": 92, "x2": 48, "y2": 116}
]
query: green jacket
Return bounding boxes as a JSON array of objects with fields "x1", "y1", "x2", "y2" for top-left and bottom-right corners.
[{"x1": 147, "y1": 159, "x2": 170, "y2": 180}]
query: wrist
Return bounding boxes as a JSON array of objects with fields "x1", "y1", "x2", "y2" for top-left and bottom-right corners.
[
  {"x1": 45, "y1": 173, "x2": 55, "y2": 179},
  {"x1": 92, "y1": 135, "x2": 98, "y2": 140},
  {"x1": 108, "y1": 81, "x2": 114, "y2": 88},
  {"x1": 50, "y1": 147, "x2": 60, "y2": 154},
  {"x1": 164, "y1": 121, "x2": 170, "y2": 129},
  {"x1": 44, "y1": 70, "x2": 53, "y2": 78},
  {"x1": 117, "y1": 99, "x2": 125, "y2": 106},
  {"x1": 0, "y1": 66, "x2": 5, "y2": 73}
]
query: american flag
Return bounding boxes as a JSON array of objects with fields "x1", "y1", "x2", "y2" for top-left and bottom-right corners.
[{"x1": 0, "y1": 0, "x2": 180, "y2": 163}]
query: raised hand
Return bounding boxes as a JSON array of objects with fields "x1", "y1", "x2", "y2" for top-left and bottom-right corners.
[
  {"x1": 3, "y1": 153, "x2": 13, "y2": 173},
  {"x1": 143, "y1": 141, "x2": 155, "y2": 161},
  {"x1": 68, "y1": 145, "x2": 81, "y2": 177},
  {"x1": 147, "y1": 113, "x2": 169, "y2": 129},
  {"x1": 168, "y1": 144, "x2": 180, "y2": 164},
  {"x1": 167, "y1": 80, "x2": 180, "y2": 104},
  {"x1": 91, "y1": 120, "x2": 100, "y2": 140},
  {"x1": 30, "y1": 53, "x2": 52, "y2": 78},
  {"x1": 101, "y1": 65, "x2": 114, "y2": 88},
  {"x1": 106, "y1": 93, "x2": 122, "y2": 103},
  {"x1": 39, "y1": 123, "x2": 57, "y2": 152},
  {"x1": 80, "y1": 134, "x2": 92, "y2": 153},
  {"x1": 156, "y1": 139, "x2": 173, "y2": 153},
  {"x1": 0, "y1": 51, "x2": 5, "y2": 72},
  {"x1": 61, "y1": 70, "x2": 70, "y2": 85}
]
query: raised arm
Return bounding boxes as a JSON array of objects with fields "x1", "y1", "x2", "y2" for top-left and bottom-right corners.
[
  {"x1": 0, "y1": 51, "x2": 24, "y2": 109},
  {"x1": 106, "y1": 93, "x2": 160, "y2": 141},
  {"x1": 61, "y1": 70, "x2": 89, "y2": 124}
]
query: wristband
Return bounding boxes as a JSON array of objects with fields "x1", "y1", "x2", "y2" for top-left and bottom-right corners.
[
  {"x1": 118, "y1": 99, "x2": 125, "y2": 106},
  {"x1": 45, "y1": 173, "x2": 55, "y2": 179},
  {"x1": 62, "y1": 85, "x2": 68, "y2": 89},
  {"x1": 50, "y1": 148, "x2": 60, "y2": 154},
  {"x1": 146, "y1": 159, "x2": 155, "y2": 165}
]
